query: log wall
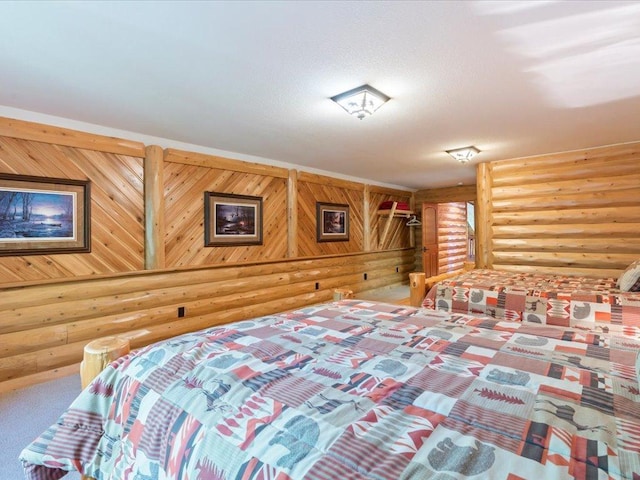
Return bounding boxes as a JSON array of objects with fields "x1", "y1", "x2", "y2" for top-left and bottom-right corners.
[
  {"x1": 437, "y1": 202, "x2": 468, "y2": 274},
  {"x1": 412, "y1": 185, "x2": 477, "y2": 271},
  {"x1": 0, "y1": 249, "x2": 415, "y2": 390},
  {"x1": 0, "y1": 116, "x2": 415, "y2": 390},
  {"x1": 476, "y1": 142, "x2": 640, "y2": 277}
]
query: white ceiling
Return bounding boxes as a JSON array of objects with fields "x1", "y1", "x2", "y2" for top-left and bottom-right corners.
[{"x1": 1, "y1": 0, "x2": 639, "y2": 190}]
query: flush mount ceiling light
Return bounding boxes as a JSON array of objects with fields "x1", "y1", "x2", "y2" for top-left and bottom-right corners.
[
  {"x1": 330, "y1": 84, "x2": 390, "y2": 120},
  {"x1": 446, "y1": 146, "x2": 480, "y2": 164}
]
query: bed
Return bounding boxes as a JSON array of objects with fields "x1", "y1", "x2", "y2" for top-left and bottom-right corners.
[
  {"x1": 20, "y1": 299, "x2": 640, "y2": 479},
  {"x1": 417, "y1": 268, "x2": 640, "y2": 334}
]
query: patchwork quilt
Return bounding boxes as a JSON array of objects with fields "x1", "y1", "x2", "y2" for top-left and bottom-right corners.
[
  {"x1": 21, "y1": 300, "x2": 640, "y2": 479},
  {"x1": 423, "y1": 269, "x2": 640, "y2": 333}
]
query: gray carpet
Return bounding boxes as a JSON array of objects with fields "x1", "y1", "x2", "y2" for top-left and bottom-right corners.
[{"x1": 0, "y1": 374, "x2": 83, "y2": 480}]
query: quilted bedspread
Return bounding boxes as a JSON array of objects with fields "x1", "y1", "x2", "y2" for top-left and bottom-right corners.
[
  {"x1": 423, "y1": 269, "x2": 640, "y2": 333},
  {"x1": 21, "y1": 300, "x2": 640, "y2": 479}
]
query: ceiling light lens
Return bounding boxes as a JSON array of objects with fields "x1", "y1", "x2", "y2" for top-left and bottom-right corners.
[
  {"x1": 446, "y1": 146, "x2": 480, "y2": 163},
  {"x1": 331, "y1": 84, "x2": 390, "y2": 120}
]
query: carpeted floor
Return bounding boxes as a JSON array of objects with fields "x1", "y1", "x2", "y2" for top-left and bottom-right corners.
[{"x1": 0, "y1": 374, "x2": 83, "y2": 480}]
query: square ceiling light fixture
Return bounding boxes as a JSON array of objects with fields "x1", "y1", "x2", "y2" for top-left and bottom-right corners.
[
  {"x1": 330, "y1": 84, "x2": 390, "y2": 120},
  {"x1": 446, "y1": 146, "x2": 480, "y2": 164}
]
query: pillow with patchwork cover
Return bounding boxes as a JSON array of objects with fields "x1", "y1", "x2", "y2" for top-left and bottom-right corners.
[{"x1": 617, "y1": 259, "x2": 640, "y2": 292}]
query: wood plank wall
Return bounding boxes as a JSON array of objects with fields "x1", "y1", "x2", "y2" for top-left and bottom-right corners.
[
  {"x1": 369, "y1": 186, "x2": 412, "y2": 251},
  {"x1": 0, "y1": 116, "x2": 415, "y2": 390},
  {"x1": 0, "y1": 119, "x2": 146, "y2": 282},
  {"x1": 412, "y1": 185, "x2": 477, "y2": 271},
  {"x1": 476, "y1": 142, "x2": 640, "y2": 277},
  {"x1": 163, "y1": 148, "x2": 289, "y2": 266},
  {"x1": 297, "y1": 172, "x2": 365, "y2": 256}
]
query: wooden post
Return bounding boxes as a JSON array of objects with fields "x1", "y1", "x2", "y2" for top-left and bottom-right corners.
[
  {"x1": 333, "y1": 288, "x2": 354, "y2": 301},
  {"x1": 287, "y1": 169, "x2": 298, "y2": 258},
  {"x1": 80, "y1": 336, "x2": 130, "y2": 389},
  {"x1": 378, "y1": 201, "x2": 398, "y2": 249},
  {"x1": 409, "y1": 272, "x2": 425, "y2": 307},
  {"x1": 363, "y1": 185, "x2": 371, "y2": 251},
  {"x1": 475, "y1": 162, "x2": 492, "y2": 269},
  {"x1": 409, "y1": 193, "x2": 416, "y2": 249},
  {"x1": 144, "y1": 145, "x2": 165, "y2": 270}
]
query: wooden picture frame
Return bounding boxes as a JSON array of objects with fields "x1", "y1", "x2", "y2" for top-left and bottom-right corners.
[
  {"x1": 0, "y1": 173, "x2": 91, "y2": 256},
  {"x1": 204, "y1": 192, "x2": 263, "y2": 246},
  {"x1": 316, "y1": 202, "x2": 349, "y2": 242}
]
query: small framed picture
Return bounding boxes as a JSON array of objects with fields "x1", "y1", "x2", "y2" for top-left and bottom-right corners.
[
  {"x1": 0, "y1": 173, "x2": 91, "y2": 256},
  {"x1": 316, "y1": 202, "x2": 349, "y2": 242},
  {"x1": 204, "y1": 192, "x2": 263, "y2": 246}
]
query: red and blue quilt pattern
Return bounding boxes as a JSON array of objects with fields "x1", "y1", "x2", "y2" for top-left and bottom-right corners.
[
  {"x1": 21, "y1": 300, "x2": 640, "y2": 479},
  {"x1": 423, "y1": 269, "x2": 640, "y2": 334}
]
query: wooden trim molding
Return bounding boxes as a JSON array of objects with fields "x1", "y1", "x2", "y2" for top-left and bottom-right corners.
[
  {"x1": 0, "y1": 116, "x2": 145, "y2": 157},
  {"x1": 164, "y1": 148, "x2": 289, "y2": 178},
  {"x1": 297, "y1": 171, "x2": 365, "y2": 191}
]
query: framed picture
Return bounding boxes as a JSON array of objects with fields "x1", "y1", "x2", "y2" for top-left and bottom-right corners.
[
  {"x1": 204, "y1": 192, "x2": 263, "y2": 246},
  {"x1": 0, "y1": 173, "x2": 91, "y2": 256},
  {"x1": 316, "y1": 202, "x2": 349, "y2": 242}
]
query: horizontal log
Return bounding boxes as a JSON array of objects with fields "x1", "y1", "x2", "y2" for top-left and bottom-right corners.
[
  {"x1": 491, "y1": 251, "x2": 636, "y2": 270},
  {"x1": 491, "y1": 145, "x2": 640, "y2": 184},
  {"x1": 492, "y1": 223, "x2": 640, "y2": 239},
  {"x1": 492, "y1": 237, "x2": 640, "y2": 254},
  {"x1": 0, "y1": 254, "x2": 414, "y2": 335},
  {"x1": 0, "y1": 116, "x2": 145, "y2": 157},
  {"x1": 0, "y1": 324, "x2": 67, "y2": 358},
  {"x1": 492, "y1": 264, "x2": 622, "y2": 279},
  {"x1": 492, "y1": 173, "x2": 640, "y2": 200},
  {"x1": 414, "y1": 185, "x2": 476, "y2": 203},
  {"x1": 492, "y1": 206, "x2": 640, "y2": 226},
  {"x1": 492, "y1": 188, "x2": 640, "y2": 212},
  {"x1": 0, "y1": 249, "x2": 413, "y2": 310},
  {"x1": 0, "y1": 252, "x2": 414, "y2": 363},
  {"x1": 0, "y1": 364, "x2": 78, "y2": 395},
  {"x1": 437, "y1": 242, "x2": 467, "y2": 252},
  {"x1": 0, "y1": 266, "x2": 411, "y2": 384}
]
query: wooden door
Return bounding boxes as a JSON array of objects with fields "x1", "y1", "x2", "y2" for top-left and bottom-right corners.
[{"x1": 422, "y1": 203, "x2": 438, "y2": 277}]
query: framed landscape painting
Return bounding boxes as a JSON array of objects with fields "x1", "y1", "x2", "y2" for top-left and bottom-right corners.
[
  {"x1": 316, "y1": 202, "x2": 349, "y2": 242},
  {"x1": 204, "y1": 192, "x2": 263, "y2": 246},
  {"x1": 0, "y1": 174, "x2": 91, "y2": 256}
]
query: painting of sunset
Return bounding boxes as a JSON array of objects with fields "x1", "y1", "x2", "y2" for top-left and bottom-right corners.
[{"x1": 0, "y1": 188, "x2": 76, "y2": 241}]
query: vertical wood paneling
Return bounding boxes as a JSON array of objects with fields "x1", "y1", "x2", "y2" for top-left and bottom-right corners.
[{"x1": 479, "y1": 142, "x2": 640, "y2": 277}]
